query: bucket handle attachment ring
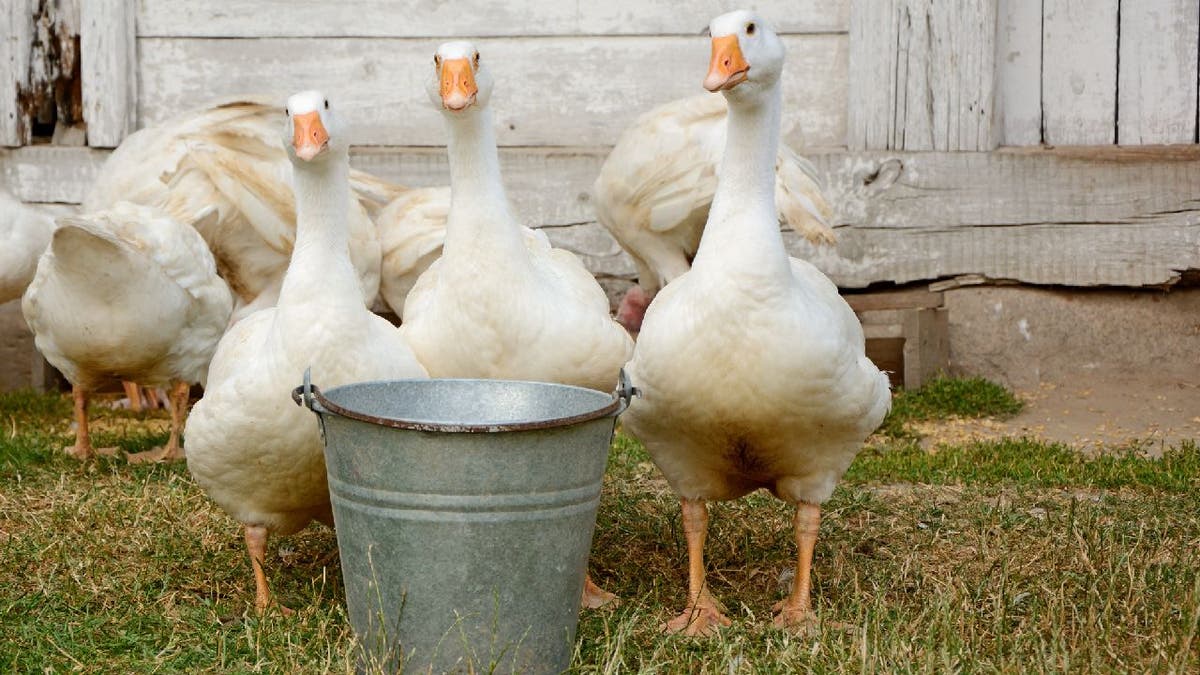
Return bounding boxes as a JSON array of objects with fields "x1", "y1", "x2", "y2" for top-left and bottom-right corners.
[
  {"x1": 291, "y1": 366, "x2": 321, "y2": 411},
  {"x1": 615, "y1": 368, "x2": 640, "y2": 414}
]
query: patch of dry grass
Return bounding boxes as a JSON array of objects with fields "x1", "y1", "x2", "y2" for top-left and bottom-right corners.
[{"x1": 0, "y1": 389, "x2": 1197, "y2": 672}]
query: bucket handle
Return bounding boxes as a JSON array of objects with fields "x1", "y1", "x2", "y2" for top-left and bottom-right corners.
[{"x1": 290, "y1": 367, "x2": 322, "y2": 412}]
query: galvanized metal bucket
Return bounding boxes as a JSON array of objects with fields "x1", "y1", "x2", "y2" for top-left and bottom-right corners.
[{"x1": 293, "y1": 372, "x2": 633, "y2": 674}]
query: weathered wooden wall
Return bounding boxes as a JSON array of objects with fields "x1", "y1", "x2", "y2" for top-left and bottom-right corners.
[{"x1": 3, "y1": 0, "x2": 1200, "y2": 294}]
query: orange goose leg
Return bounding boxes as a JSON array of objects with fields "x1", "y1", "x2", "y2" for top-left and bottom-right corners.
[
  {"x1": 663, "y1": 497, "x2": 731, "y2": 636},
  {"x1": 772, "y1": 501, "x2": 821, "y2": 631}
]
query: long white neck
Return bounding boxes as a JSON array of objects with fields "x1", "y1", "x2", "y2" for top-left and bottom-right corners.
[
  {"x1": 692, "y1": 82, "x2": 790, "y2": 277},
  {"x1": 278, "y1": 149, "x2": 362, "y2": 307},
  {"x1": 441, "y1": 106, "x2": 527, "y2": 260}
]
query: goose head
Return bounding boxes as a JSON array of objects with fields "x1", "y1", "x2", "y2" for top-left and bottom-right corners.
[
  {"x1": 283, "y1": 90, "x2": 345, "y2": 163},
  {"x1": 703, "y1": 10, "x2": 785, "y2": 98},
  {"x1": 426, "y1": 40, "x2": 493, "y2": 114}
]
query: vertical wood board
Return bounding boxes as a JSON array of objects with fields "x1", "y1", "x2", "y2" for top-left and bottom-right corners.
[
  {"x1": 0, "y1": 0, "x2": 35, "y2": 145},
  {"x1": 1042, "y1": 0, "x2": 1118, "y2": 145},
  {"x1": 848, "y1": 0, "x2": 998, "y2": 151},
  {"x1": 81, "y1": 0, "x2": 136, "y2": 147},
  {"x1": 848, "y1": 0, "x2": 898, "y2": 149},
  {"x1": 996, "y1": 0, "x2": 1042, "y2": 145},
  {"x1": 1117, "y1": 0, "x2": 1199, "y2": 145}
]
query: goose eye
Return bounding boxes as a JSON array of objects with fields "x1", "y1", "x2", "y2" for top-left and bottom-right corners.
[
  {"x1": 473, "y1": 52, "x2": 480, "y2": 67},
  {"x1": 324, "y1": 99, "x2": 329, "y2": 109},
  {"x1": 746, "y1": 22, "x2": 756, "y2": 35},
  {"x1": 284, "y1": 107, "x2": 289, "y2": 116},
  {"x1": 434, "y1": 54, "x2": 441, "y2": 67}
]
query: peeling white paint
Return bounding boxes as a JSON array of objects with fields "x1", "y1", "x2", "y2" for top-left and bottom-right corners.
[{"x1": 1017, "y1": 318, "x2": 1032, "y2": 341}]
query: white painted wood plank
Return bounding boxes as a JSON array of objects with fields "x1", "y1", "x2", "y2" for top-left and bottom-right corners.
[
  {"x1": 996, "y1": 0, "x2": 1042, "y2": 145},
  {"x1": 849, "y1": 0, "x2": 998, "y2": 151},
  {"x1": 81, "y1": 0, "x2": 136, "y2": 146},
  {"x1": 136, "y1": 34, "x2": 847, "y2": 149},
  {"x1": 136, "y1": 0, "x2": 849, "y2": 38},
  {"x1": 951, "y1": 0, "x2": 999, "y2": 151},
  {"x1": 847, "y1": 0, "x2": 897, "y2": 149},
  {"x1": 1042, "y1": 0, "x2": 1118, "y2": 145},
  {"x1": 10, "y1": 145, "x2": 1200, "y2": 288},
  {"x1": 1, "y1": 0, "x2": 35, "y2": 146},
  {"x1": 1117, "y1": 0, "x2": 1199, "y2": 145}
]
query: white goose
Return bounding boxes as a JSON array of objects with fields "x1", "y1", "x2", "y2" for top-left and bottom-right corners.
[
  {"x1": 622, "y1": 12, "x2": 890, "y2": 635},
  {"x1": 84, "y1": 98, "x2": 397, "y2": 323},
  {"x1": 400, "y1": 42, "x2": 634, "y2": 606},
  {"x1": 21, "y1": 202, "x2": 233, "y2": 462},
  {"x1": 0, "y1": 188, "x2": 57, "y2": 304},
  {"x1": 593, "y1": 94, "x2": 835, "y2": 333},
  {"x1": 184, "y1": 91, "x2": 428, "y2": 613}
]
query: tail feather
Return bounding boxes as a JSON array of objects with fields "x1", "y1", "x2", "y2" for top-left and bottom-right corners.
[
  {"x1": 350, "y1": 169, "x2": 409, "y2": 217},
  {"x1": 775, "y1": 147, "x2": 836, "y2": 246}
]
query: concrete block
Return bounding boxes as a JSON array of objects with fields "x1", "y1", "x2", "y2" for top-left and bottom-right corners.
[{"x1": 945, "y1": 286, "x2": 1200, "y2": 390}]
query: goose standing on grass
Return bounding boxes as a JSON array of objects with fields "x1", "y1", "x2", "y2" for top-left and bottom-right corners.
[
  {"x1": 83, "y1": 98, "x2": 398, "y2": 324},
  {"x1": 0, "y1": 188, "x2": 57, "y2": 304},
  {"x1": 21, "y1": 203, "x2": 233, "y2": 462},
  {"x1": 399, "y1": 42, "x2": 634, "y2": 607},
  {"x1": 184, "y1": 91, "x2": 428, "y2": 614},
  {"x1": 593, "y1": 95, "x2": 835, "y2": 334},
  {"x1": 622, "y1": 11, "x2": 890, "y2": 635}
]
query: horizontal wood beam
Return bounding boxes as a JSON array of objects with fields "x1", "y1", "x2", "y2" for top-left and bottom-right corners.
[
  {"x1": 5, "y1": 144, "x2": 1199, "y2": 288},
  {"x1": 135, "y1": 0, "x2": 849, "y2": 38}
]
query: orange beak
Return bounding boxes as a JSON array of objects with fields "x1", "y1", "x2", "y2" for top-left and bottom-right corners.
[
  {"x1": 440, "y1": 58, "x2": 477, "y2": 111},
  {"x1": 292, "y1": 111, "x2": 329, "y2": 161},
  {"x1": 704, "y1": 34, "x2": 750, "y2": 92}
]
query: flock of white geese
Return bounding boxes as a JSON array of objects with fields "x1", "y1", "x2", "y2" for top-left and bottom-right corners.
[{"x1": 2, "y1": 11, "x2": 890, "y2": 635}]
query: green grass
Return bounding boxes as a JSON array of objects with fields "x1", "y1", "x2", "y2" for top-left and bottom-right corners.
[
  {"x1": 878, "y1": 376, "x2": 1024, "y2": 440},
  {"x1": 1, "y1": 383, "x2": 1197, "y2": 673},
  {"x1": 848, "y1": 438, "x2": 1200, "y2": 492}
]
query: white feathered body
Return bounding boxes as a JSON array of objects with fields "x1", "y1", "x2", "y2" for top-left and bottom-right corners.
[
  {"x1": 625, "y1": 252, "x2": 890, "y2": 504},
  {"x1": 21, "y1": 202, "x2": 233, "y2": 390},
  {"x1": 0, "y1": 189, "x2": 57, "y2": 304},
  {"x1": 401, "y1": 219, "x2": 631, "y2": 391}
]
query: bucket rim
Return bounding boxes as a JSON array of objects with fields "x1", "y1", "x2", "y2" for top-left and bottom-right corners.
[{"x1": 293, "y1": 377, "x2": 627, "y2": 433}]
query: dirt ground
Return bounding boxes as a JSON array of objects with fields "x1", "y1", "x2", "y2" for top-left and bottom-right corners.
[{"x1": 914, "y1": 371, "x2": 1200, "y2": 455}]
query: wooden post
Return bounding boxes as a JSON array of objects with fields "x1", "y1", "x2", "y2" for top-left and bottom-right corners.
[
  {"x1": 902, "y1": 308, "x2": 949, "y2": 390},
  {"x1": 81, "y1": 0, "x2": 136, "y2": 147},
  {"x1": 848, "y1": 0, "x2": 1000, "y2": 151},
  {"x1": 1, "y1": 0, "x2": 36, "y2": 146}
]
